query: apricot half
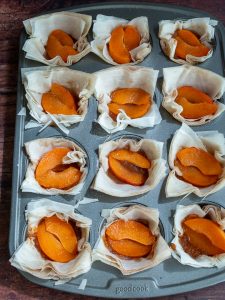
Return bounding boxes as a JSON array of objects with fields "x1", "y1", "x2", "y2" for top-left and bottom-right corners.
[
  {"x1": 45, "y1": 215, "x2": 77, "y2": 254},
  {"x1": 173, "y1": 29, "x2": 210, "y2": 60},
  {"x1": 175, "y1": 86, "x2": 217, "y2": 119},
  {"x1": 183, "y1": 217, "x2": 225, "y2": 254},
  {"x1": 106, "y1": 236, "x2": 152, "y2": 258},
  {"x1": 109, "y1": 149, "x2": 151, "y2": 169},
  {"x1": 106, "y1": 219, "x2": 155, "y2": 245},
  {"x1": 35, "y1": 147, "x2": 82, "y2": 189},
  {"x1": 108, "y1": 25, "x2": 141, "y2": 64},
  {"x1": 42, "y1": 83, "x2": 78, "y2": 115},
  {"x1": 111, "y1": 88, "x2": 150, "y2": 105},
  {"x1": 108, "y1": 149, "x2": 150, "y2": 186},
  {"x1": 46, "y1": 29, "x2": 78, "y2": 62},
  {"x1": 174, "y1": 159, "x2": 218, "y2": 187},
  {"x1": 176, "y1": 147, "x2": 222, "y2": 176},
  {"x1": 108, "y1": 87, "x2": 151, "y2": 119},
  {"x1": 37, "y1": 216, "x2": 77, "y2": 263}
]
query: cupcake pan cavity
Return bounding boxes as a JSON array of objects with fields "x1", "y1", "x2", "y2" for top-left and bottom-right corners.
[{"x1": 10, "y1": 2, "x2": 225, "y2": 299}]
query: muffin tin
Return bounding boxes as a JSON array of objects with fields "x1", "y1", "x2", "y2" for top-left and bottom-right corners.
[{"x1": 9, "y1": 2, "x2": 225, "y2": 298}]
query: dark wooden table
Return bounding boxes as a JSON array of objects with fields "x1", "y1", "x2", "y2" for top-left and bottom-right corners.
[{"x1": 1, "y1": 0, "x2": 225, "y2": 299}]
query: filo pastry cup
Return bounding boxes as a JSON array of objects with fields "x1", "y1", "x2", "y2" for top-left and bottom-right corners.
[
  {"x1": 92, "y1": 205, "x2": 171, "y2": 275},
  {"x1": 10, "y1": 199, "x2": 92, "y2": 282},
  {"x1": 23, "y1": 12, "x2": 92, "y2": 66}
]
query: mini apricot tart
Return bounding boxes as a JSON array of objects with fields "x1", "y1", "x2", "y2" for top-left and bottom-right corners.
[
  {"x1": 92, "y1": 138, "x2": 166, "y2": 197},
  {"x1": 92, "y1": 205, "x2": 171, "y2": 275},
  {"x1": 166, "y1": 123, "x2": 225, "y2": 198},
  {"x1": 158, "y1": 18, "x2": 217, "y2": 64},
  {"x1": 91, "y1": 14, "x2": 151, "y2": 65},
  {"x1": 94, "y1": 66, "x2": 161, "y2": 133},
  {"x1": 10, "y1": 199, "x2": 92, "y2": 281},
  {"x1": 23, "y1": 12, "x2": 92, "y2": 66},
  {"x1": 171, "y1": 204, "x2": 225, "y2": 268},
  {"x1": 162, "y1": 65, "x2": 225, "y2": 126},
  {"x1": 21, "y1": 137, "x2": 88, "y2": 195},
  {"x1": 23, "y1": 68, "x2": 95, "y2": 134}
]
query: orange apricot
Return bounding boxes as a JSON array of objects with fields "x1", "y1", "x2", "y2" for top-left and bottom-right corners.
[
  {"x1": 174, "y1": 35, "x2": 210, "y2": 59},
  {"x1": 41, "y1": 83, "x2": 78, "y2": 115},
  {"x1": 106, "y1": 236, "x2": 152, "y2": 258},
  {"x1": 176, "y1": 97, "x2": 217, "y2": 119},
  {"x1": 108, "y1": 25, "x2": 141, "y2": 64},
  {"x1": 45, "y1": 215, "x2": 77, "y2": 254},
  {"x1": 177, "y1": 86, "x2": 213, "y2": 104},
  {"x1": 35, "y1": 147, "x2": 82, "y2": 189},
  {"x1": 108, "y1": 102, "x2": 150, "y2": 119},
  {"x1": 184, "y1": 218, "x2": 225, "y2": 252},
  {"x1": 108, "y1": 155, "x2": 148, "y2": 186},
  {"x1": 174, "y1": 159, "x2": 218, "y2": 187},
  {"x1": 105, "y1": 219, "x2": 155, "y2": 246},
  {"x1": 37, "y1": 218, "x2": 77, "y2": 262},
  {"x1": 123, "y1": 25, "x2": 141, "y2": 50},
  {"x1": 46, "y1": 29, "x2": 78, "y2": 62},
  {"x1": 111, "y1": 88, "x2": 150, "y2": 105},
  {"x1": 108, "y1": 26, "x2": 131, "y2": 64},
  {"x1": 176, "y1": 147, "x2": 222, "y2": 176},
  {"x1": 109, "y1": 149, "x2": 151, "y2": 169},
  {"x1": 175, "y1": 29, "x2": 201, "y2": 46},
  {"x1": 50, "y1": 29, "x2": 74, "y2": 46}
]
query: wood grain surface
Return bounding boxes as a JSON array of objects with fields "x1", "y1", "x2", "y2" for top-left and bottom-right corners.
[{"x1": 1, "y1": 0, "x2": 225, "y2": 299}]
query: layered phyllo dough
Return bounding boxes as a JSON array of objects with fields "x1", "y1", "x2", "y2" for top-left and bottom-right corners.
[
  {"x1": 23, "y1": 12, "x2": 92, "y2": 66},
  {"x1": 23, "y1": 67, "x2": 95, "y2": 133},
  {"x1": 94, "y1": 66, "x2": 161, "y2": 133},
  {"x1": 171, "y1": 204, "x2": 225, "y2": 268},
  {"x1": 159, "y1": 18, "x2": 217, "y2": 64},
  {"x1": 91, "y1": 14, "x2": 151, "y2": 65},
  {"x1": 92, "y1": 205, "x2": 171, "y2": 275},
  {"x1": 162, "y1": 65, "x2": 225, "y2": 126},
  {"x1": 21, "y1": 137, "x2": 88, "y2": 195},
  {"x1": 166, "y1": 123, "x2": 225, "y2": 197},
  {"x1": 92, "y1": 137, "x2": 166, "y2": 197},
  {"x1": 10, "y1": 199, "x2": 92, "y2": 281}
]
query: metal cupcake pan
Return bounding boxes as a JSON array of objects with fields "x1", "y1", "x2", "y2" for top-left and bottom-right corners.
[{"x1": 9, "y1": 2, "x2": 225, "y2": 298}]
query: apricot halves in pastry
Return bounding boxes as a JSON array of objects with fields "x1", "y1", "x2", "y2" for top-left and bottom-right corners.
[
  {"x1": 35, "y1": 147, "x2": 82, "y2": 189},
  {"x1": 108, "y1": 25, "x2": 141, "y2": 64},
  {"x1": 175, "y1": 86, "x2": 217, "y2": 119},
  {"x1": 108, "y1": 149, "x2": 150, "y2": 186},
  {"x1": 37, "y1": 215, "x2": 77, "y2": 262},
  {"x1": 46, "y1": 29, "x2": 78, "y2": 62},
  {"x1": 174, "y1": 29, "x2": 210, "y2": 60},
  {"x1": 41, "y1": 83, "x2": 78, "y2": 115}
]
